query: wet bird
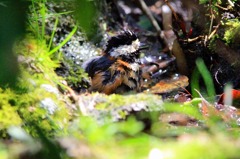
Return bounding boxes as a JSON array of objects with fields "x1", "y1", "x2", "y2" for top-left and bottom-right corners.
[{"x1": 83, "y1": 30, "x2": 143, "y2": 94}]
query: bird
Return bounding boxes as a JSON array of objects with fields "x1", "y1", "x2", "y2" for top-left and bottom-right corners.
[{"x1": 82, "y1": 30, "x2": 143, "y2": 95}]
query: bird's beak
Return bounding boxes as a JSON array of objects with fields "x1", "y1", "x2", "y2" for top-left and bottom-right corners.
[{"x1": 139, "y1": 42, "x2": 149, "y2": 51}]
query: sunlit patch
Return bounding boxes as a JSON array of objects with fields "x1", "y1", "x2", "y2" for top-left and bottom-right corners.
[
  {"x1": 148, "y1": 148, "x2": 174, "y2": 159},
  {"x1": 110, "y1": 39, "x2": 140, "y2": 57}
]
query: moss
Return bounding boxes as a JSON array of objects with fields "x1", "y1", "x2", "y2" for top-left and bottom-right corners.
[
  {"x1": 60, "y1": 56, "x2": 89, "y2": 90},
  {"x1": 223, "y1": 19, "x2": 240, "y2": 47},
  {"x1": 15, "y1": 74, "x2": 71, "y2": 137},
  {"x1": 0, "y1": 36, "x2": 73, "y2": 137},
  {"x1": 0, "y1": 78, "x2": 71, "y2": 137},
  {"x1": 95, "y1": 93, "x2": 163, "y2": 110},
  {"x1": 0, "y1": 89, "x2": 22, "y2": 137},
  {"x1": 84, "y1": 93, "x2": 163, "y2": 121}
]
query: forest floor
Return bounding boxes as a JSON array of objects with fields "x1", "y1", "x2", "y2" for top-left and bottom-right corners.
[{"x1": 0, "y1": 0, "x2": 240, "y2": 159}]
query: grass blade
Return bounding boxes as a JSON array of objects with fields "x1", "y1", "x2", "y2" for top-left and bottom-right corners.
[
  {"x1": 48, "y1": 25, "x2": 78, "y2": 55},
  {"x1": 48, "y1": 16, "x2": 59, "y2": 51},
  {"x1": 196, "y1": 58, "x2": 216, "y2": 97},
  {"x1": 191, "y1": 68, "x2": 201, "y2": 97}
]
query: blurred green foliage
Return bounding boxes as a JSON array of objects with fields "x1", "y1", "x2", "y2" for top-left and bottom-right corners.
[
  {"x1": 0, "y1": 1, "x2": 28, "y2": 87},
  {"x1": 73, "y1": 0, "x2": 99, "y2": 40},
  {"x1": 14, "y1": 37, "x2": 71, "y2": 137},
  {"x1": 0, "y1": 36, "x2": 72, "y2": 137},
  {"x1": 6, "y1": 112, "x2": 240, "y2": 159}
]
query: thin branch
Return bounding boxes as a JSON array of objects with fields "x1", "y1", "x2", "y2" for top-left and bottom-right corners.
[
  {"x1": 208, "y1": 23, "x2": 220, "y2": 40},
  {"x1": 136, "y1": 0, "x2": 188, "y2": 75},
  {"x1": 208, "y1": 16, "x2": 214, "y2": 37},
  {"x1": 227, "y1": 0, "x2": 235, "y2": 7},
  {"x1": 185, "y1": 36, "x2": 204, "y2": 43},
  {"x1": 208, "y1": 0, "x2": 214, "y2": 36},
  {"x1": 137, "y1": 0, "x2": 161, "y2": 32},
  {"x1": 215, "y1": 4, "x2": 229, "y2": 11},
  {"x1": 164, "y1": 0, "x2": 179, "y2": 22},
  {"x1": 136, "y1": 0, "x2": 166, "y2": 42}
]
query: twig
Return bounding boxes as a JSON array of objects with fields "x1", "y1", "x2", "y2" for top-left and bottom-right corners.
[
  {"x1": 208, "y1": 0, "x2": 215, "y2": 37},
  {"x1": 137, "y1": 0, "x2": 161, "y2": 32},
  {"x1": 185, "y1": 36, "x2": 204, "y2": 43},
  {"x1": 214, "y1": 68, "x2": 223, "y2": 87},
  {"x1": 136, "y1": 0, "x2": 166, "y2": 41},
  {"x1": 208, "y1": 23, "x2": 220, "y2": 40},
  {"x1": 208, "y1": 16, "x2": 214, "y2": 36},
  {"x1": 215, "y1": 4, "x2": 229, "y2": 11},
  {"x1": 227, "y1": 0, "x2": 235, "y2": 7},
  {"x1": 164, "y1": 0, "x2": 179, "y2": 22},
  {"x1": 189, "y1": 23, "x2": 219, "y2": 45},
  {"x1": 136, "y1": 0, "x2": 188, "y2": 75}
]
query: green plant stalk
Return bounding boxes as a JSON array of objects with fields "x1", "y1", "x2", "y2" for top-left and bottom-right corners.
[
  {"x1": 31, "y1": 1, "x2": 40, "y2": 39},
  {"x1": 40, "y1": 1, "x2": 46, "y2": 39},
  {"x1": 191, "y1": 68, "x2": 201, "y2": 98},
  {"x1": 196, "y1": 58, "x2": 216, "y2": 97},
  {"x1": 48, "y1": 25, "x2": 78, "y2": 55},
  {"x1": 48, "y1": 16, "x2": 59, "y2": 51}
]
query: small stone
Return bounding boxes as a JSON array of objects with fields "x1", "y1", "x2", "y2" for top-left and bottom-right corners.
[
  {"x1": 41, "y1": 84, "x2": 59, "y2": 96},
  {"x1": 40, "y1": 98, "x2": 58, "y2": 115}
]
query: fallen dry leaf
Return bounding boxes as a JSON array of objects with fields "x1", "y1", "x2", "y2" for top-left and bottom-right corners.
[{"x1": 146, "y1": 75, "x2": 189, "y2": 94}]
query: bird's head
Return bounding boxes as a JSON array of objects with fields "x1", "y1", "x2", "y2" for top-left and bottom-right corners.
[{"x1": 104, "y1": 30, "x2": 141, "y2": 59}]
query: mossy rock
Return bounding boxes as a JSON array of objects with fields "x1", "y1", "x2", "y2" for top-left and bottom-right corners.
[
  {"x1": 78, "y1": 93, "x2": 164, "y2": 122},
  {"x1": 0, "y1": 36, "x2": 74, "y2": 138}
]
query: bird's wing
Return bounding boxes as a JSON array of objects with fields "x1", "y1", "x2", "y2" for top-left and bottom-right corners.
[{"x1": 82, "y1": 56, "x2": 115, "y2": 78}]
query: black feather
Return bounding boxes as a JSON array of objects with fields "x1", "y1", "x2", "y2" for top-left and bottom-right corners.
[
  {"x1": 82, "y1": 56, "x2": 115, "y2": 78},
  {"x1": 104, "y1": 30, "x2": 138, "y2": 54}
]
